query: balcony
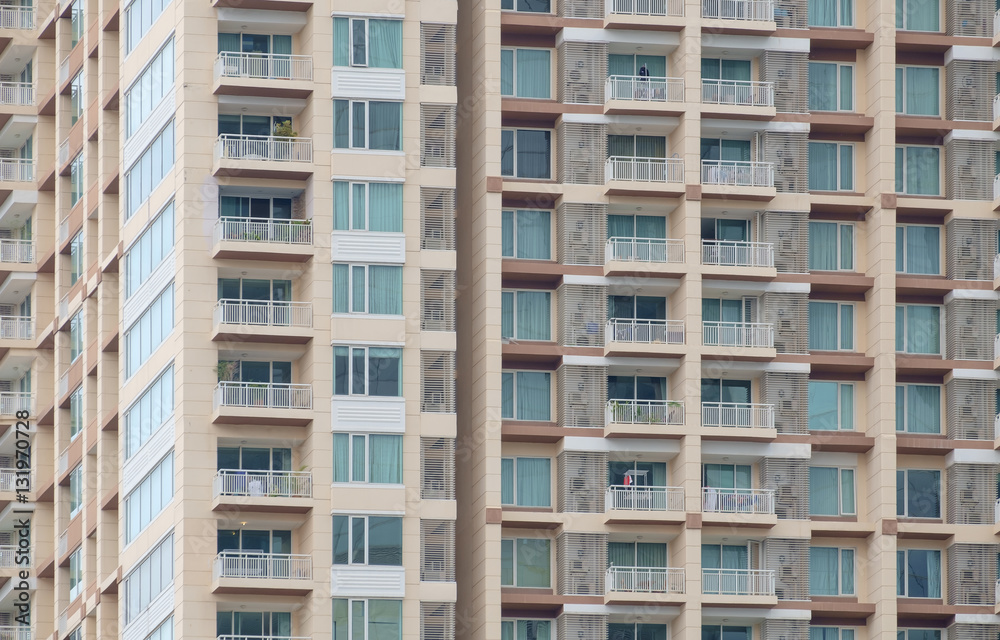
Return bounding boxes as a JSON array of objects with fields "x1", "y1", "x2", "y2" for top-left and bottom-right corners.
[
  {"x1": 213, "y1": 299, "x2": 313, "y2": 344},
  {"x1": 606, "y1": 237, "x2": 684, "y2": 264},
  {"x1": 0, "y1": 83, "x2": 31, "y2": 108},
  {"x1": 606, "y1": 566, "x2": 685, "y2": 599},
  {"x1": 606, "y1": 485, "x2": 685, "y2": 511},
  {"x1": 0, "y1": 317, "x2": 31, "y2": 342},
  {"x1": 0, "y1": 469, "x2": 20, "y2": 493},
  {"x1": 212, "y1": 551, "x2": 313, "y2": 594},
  {"x1": 212, "y1": 469, "x2": 313, "y2": 513},
  {"x1": 702, "y1": 321, "x2": 774, "y2": 348},
  {"x1": 701, "y1": 160, "x2": 775, "y2": 189},
  {"x1": 213, "y1": 134, "x2": 313, "y2": 180},
  {"x1": 212, "y1": 381, "x2": 313, "y2": 426},
  {"x1": 701, "y1": 402, "x2": 775, "y2": 429},
  {"x1": 0, "y1": 160, "x2": 32, "y2": 185},
  {"x1": 220, "y1": 636, "x2": 307, "y2": 640},
  {"x1": 0, "y1": 240, "x2": 32, "y2": 265},
  {"x1": 604, "y1": 156, "x2": 685, "y2": 197},
  {"x1": 0, "y1": 545, "x2": 16, "y2": 569},
  {"x1": 0, "y1": 6, "x2": 32, "y2": 28},
  {"x1": 214, "y1": 52, "x2": 314, "y2": 99},
  {"x1": 701, "y1": 240, "x2": 775, "y2": 269},
  {"x1": 0, "y1": 626, "x2": 29, "y2": 640},
  {"x1": 605, "y1": 76, "x2": 684, "y2": 107},
  {"x1": 0, "y1": 393, "x2": 31, "y2": 416},
  {"x1": 702, "y1": 568, "x2": 776, "y2": 597},
  {"x1": 606, "y1": 399, "x2": 685, "y2": 427},
  {"x1": 606, "y1": 0, "x2": 684, "y2": 16},
  {"x1": 606, "y1": 318, "x2": 684, "y2": 345},
  {"x1": 212, "y1": 218, "x2": 313, "y2": 262},
  {"x1": 702, "y1": 487, "x2": 774, "y2": 514},
  {"x1": 701, "y1": 79, "x2": 774, "y2": 108},
  {"x1": 702, "y1": 0, "x2": 774, "y2": 21}
]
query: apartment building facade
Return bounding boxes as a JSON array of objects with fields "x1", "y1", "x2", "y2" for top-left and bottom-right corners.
[{"x1": 455, "y1": 0, "x2": 1000, "y2": 639}]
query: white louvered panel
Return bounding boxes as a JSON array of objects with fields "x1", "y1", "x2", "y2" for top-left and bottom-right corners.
[
  {"x1": 946, "y1": 60, "x2": 992, "y2": 121},
  {"x1": 557, "y1": 283, "x2": 606, "y2": 346},
  {"x1": 421, "y1": 351, "x2": 455, "y2": 413},
  {"x1": 557, "y1": 365, "x2": 606, "y2": 428},
  {"x1": 760, "y1": 210, "x2": 807, "y2": 274},
  {"x1": 330, "y1": 232, "x2": 405, "y2": 264},
  {"x1": 330, "y1": 565, "x2": 406, "y2": 597},
  {"x1": 947, "y1": 463, "x2": 997, "y2": 523},
  {"x1": 121, "y1": 583, "x2": 173, "y2": 640},
  {"x1": 761, "y1": 372, "x2": 808, "y2": 434},
  {"x1": 557, "y1": 203, "x2": 606, "y2": 266},
  {"x1": 947, "y1": 0, "x2": 992, "y2": 35},
  {"x1": 947, "y1": 543, "x2": 997, "y2": 605},
  {"x1": 949, "y1": 624, "x2": 1000, "y2": 640},
  {"x1": 761, "y1": 620, "x2": 808, "y2": 640},
  {"x1": 122, "y1": 419, "x2": 175, "y2": 497},
  {"x1": 421, "y1": 187, "x2": 456, "y2": 250},
  {"x1": 420, "y1": 437, "x2": 455, "y2": 500},
  {"x1": 761, "y1": 291, "x2": 807, "y2": 354},
  {"x1": 762, "y1": 539, "x2": 808, "y2": 601},
  {"x1": 420, "y1": 520, "x2": 455, "y2": 582},
  {"x1": 558, "y1": 122, "x2": 606, "y2": 185},
  {"x1": 558, "y1": 451, "x2": 607, "y2": 513},
  {"x1": 760, "y1": 458, "x2": 808, "y2": 520},
  {"x1": 946, "y1": 218, "x2": 996, "y2": 279},
  {"x1": 421, "y1": 603, "x2": 455, "y2": 640},
  {"x1": 559, "y1": 0, "x2": 604, "y2": 18},
  {"x1": 331, "y1": 69, "x2": 406, "y2": 100},
  {"x1": 557, "y1": 532, "x2": 606, "y2": 595},
  {"x1": 762, "y1": 131, "x2": 807, "y2": 193},
  {"x1": 946, "y1": 379, "x2": 997, "y2": 441},
  {"x1": 421, "y1": 270, "x2": 456, "y2": 332},
  {"x1": 420, "y1": 23, "x2": 456, "y2": 87},
  {"x1": 945, "y1": 298, "x2": 996, "y2": 361},
  {"x1": 761, "y1": 51, "x2": 807, "y2": 113},
  {"x1": 331, "y1": 398, "x2": 406, "y2": 432},
  {"x1": 946, "y1": 138, "x2": 993, "y2": 201},
  {"x1": 123, "y1": 89, "x2": 176, "y2": 169},
  {"x1": 559, "y1": 42, "x2": 607, "y2": 104},
  {"x1": 421, "y1": 104, "x2": 456, "y2": 168}
]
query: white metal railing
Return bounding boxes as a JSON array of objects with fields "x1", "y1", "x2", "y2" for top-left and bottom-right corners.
[
  {"x1": 701, "y1": 239, "x2": 774, "y2": 267},
  {"x1": 214, "y1": 299, "x2": 312, "y2": 329},
  {"x1": 702, "y1": 568, "x2": 776, "y2": 595},
  {"x1": 702, "y1": 321, "x2": 774, "y2": 348},
  {"x1": 995, "y1": 498, "x2": 1000, "y2": 524},
  {"x1": 994, "y1": 8, "x2": 1000, "y2": 37},
  {"x1": 606, "y1": 237, "x2": 684, "y2": 263},
  {"x1": 606, "y1": 399, "x2": 685, "y2": 425},
  {"x1": 702, "y1": 487, "x2": 775, "y2": 514},
  {"x1": 996, "y1": 577, "x2": 1000, "y2": 604},
  {"x1": 213, "y1": 551, "x2": 312, "y2": 580},
  {"x1": 994, "y1": 93, "x2": 1000, "y2": 122},
  {"x1": 219, "y1": 636, "x2": 310, "y2": 640},
  {"x1": 606, "y1": 76, "x2": 684, "y2": 102},
  {"x1": 607, "y1": 0, "x2": 684, "y2": 15},
  {"x1": 0, "y1": 239, "x2": 32, "y2": 264},
  {"x1": 215, "y1": 51, "x2": 314, "y2": 82},
  {"x1": 606, "y1": 485, "x2": 685, "y2": 511},
  {"x1": 995, "y1": 333, "x2": 1000, "y2": 360},
  {"x1": 213, "y1": 382, "x2": 313, "y2": 410},
  {"x1": 701, "y1": 402, "x2": 775, "y2": 429},
  {"x1": 0, "y1": 626, "x2": 30, "y2": 640},
  {"x1": 215, "y1": 134, "x2": 313, "y2": 163},
  {"x1": 0, "y1": 545, "x2": 17, "y2": 568},
  {"x1": 0, "y1": 392, "x2": 32, "y2": 416},
  {"x1": 701, "y1": 79, "x2": 774, "y2": 106},
  {"x1": 702, "y1": 0, "x2": 774, "y2": 19},
  {"x1": 701, "y1": 160, "x2": 774, "y2": 187},
  {"x1": 606, "y1": 318, "x2": 684, "y2": 345},
  {"x1": 605, "y1": 156, "x2": 684, "y2": 183},
  {"x1": 994, "y1": 254, "x2": 1000, "y2": 280},
  {"x1": 606, "y1": 566, "x2": 685, "y2": 593},
  {"x1": 995, "y1": 412, "x2": 1000, "y2": 440},
  {"x1": 994, "y1": 173, "x2": 1000, "y2": 200},
  {"x1": 0, "y1": 469, "x2": 19, "y2": 492},
  {"x1": 214, "y1": 217, "x2": 313, "y2": 245},
  {"x1": 0, "y1": 82, "x2": 32, "y2": 106},
  {"x1": 0, "y1": 159, "x2": 32, "y2": 182},
  {"x1": 0, "y1": 6, "x2": 33, "y2": 29},
  {"x1": 214, "y1": 469, "x2": 312, "y2": 498},
  {"x1": 0, "y1": 317, "x2": 32, "y2": 340}
]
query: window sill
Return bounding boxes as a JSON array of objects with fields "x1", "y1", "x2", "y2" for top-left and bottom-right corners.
[
  {"x1": 809, "y1": 515, "x2": 858, "y2": 522},
  {"x1": 331, "y1": 148, "x2": 405, "y2": 156},
  {"x1": 896, "y1": 517, "x2": 943, "y2": 523}
]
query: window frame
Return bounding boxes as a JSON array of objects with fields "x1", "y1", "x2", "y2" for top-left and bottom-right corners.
[
  {"x1": 895, "y1": 304, "x2": 943, "y2": 355},
  {"x1": 500, "y1": 46, "x2": 553, "y2": 100},
  {"x1": 333, "y1": 99, "x2": 404, "y2": 151},
  {"x1": 69, "y1": 231, "x2": 83, "y2": 286},
  {"x1": 332, "y1": 514, "x2": 403, "y2": 566},
  {"x1": 808, "y1": 142, "x2": 855, "y2": 192},
  {"x1": 69, "y1": 464, "x2": 83, "y2": 518},
  {"x1": 69, "y1": 546, "x2": 83, "y2": 601},
  {"x1": 69, "y1": 312, "x2": 83, "y2": 363},
  {"x1": 895, "y1": 224, "x2": 942, "y2": 275},
  {"x1": 894, "y1": 144, "x2": 942, "y2": 196},
  {"x1": 809, "y1": 465, "x2": 856, "y2": 516},
  {"x1": 332, "y1": 263, "x2": 403, "y2": 316},
  {"x1": 810, "y1": 628, "x2": 856, "y2": 640},
  {"x1": 332, "y1": 181, "x2": 404, "y2": 233},
  {"x1": 808, "y1": 221, "x2": 855, "y2": 272},
  {"x1": 809, "y1": 546, "x2": 856, "y2": 596},
  {"x1": 896, "y1": 468, "x2": 942, "y2": 519},
  {"x1": 332, "y1": 432, "x2": 404, "y2": 484},
  {"x1": 332, "y1": 599, "x2": 403, "y2": 640},
  {"x1": 807, "y1": 62, "x2": 855, "y2": 111},
  {"x1": 501, "y1": 289, "x2": 553, "y2": 341},
  {"x1": 500, "y1": 0, "x2": 553, "y2": 14},
  {"x1": 501, "y1": 209, "x2": 553, "y2": 260},
  {"x1": 500, "y1": 620, "x2": 553, "y2": 640},
  {"x1": 807, "y1": 381, "x2": 855, "y2": 431},
  {"x1": 895, "y1": 383, "x2": 942, "y2": 434},
  {"x1": 808, "y1": 300, "x2": 855, "y2": 352},
  {"x1": 896, "y1": 0, "x2": 941, "y2": 32},
  {"x1": 500, "y1": 456, "x2": 552, "y2": 507},
  {"x1": 896, "y1": 548, "x2": 943, "y2": 598},
  {"x1": 500, "y1": 127, "x2": 553, "y2": 180},
  {"x1": 501, "y1": 369, "x2": 552, "y2": 421},
  {"x1": 69, "y1": 153, "x2": 84, "y2": 208},
  {"x1": 894, "y1": 65, "x2": 941, "y2": 116},
  {"x1": 333, "y1": 345, "x2": 403, "y2": 397},
  {"x1": 69, "y1": 385, "x2": 83, "y2": 440},
  {"x1": 500, "y1": 537, "x2": 552, "y2": 588}
]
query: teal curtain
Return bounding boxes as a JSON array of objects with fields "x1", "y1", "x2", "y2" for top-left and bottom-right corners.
[
  {"x1": 840, "y1": 65, "x2": 854, "y2": 109},
  {"x1": 904, "y1": 0, "x2": 939, "y2": 30},
  {"x1": 840, "y1": 384, "x2": 854, "y2": 430},
  {"x1": 894, "y1": 67, "x2": 904, "y2": 112},
  {"x1": 809, "y1": 221, "x2": 838, "y2": 270},
  {"x1": 808, "y1": 0, "x2": 836, "y2": 26},
  {"x1": 840, "y1": 304, "x2": 854, "y2": 349},
  {"x1": 334, "y1": 100, "x2": 349, "y2": 148},
  {"x1": 502, "y1": 210, "x2": 515, "y2": 256},
  {"x1": 635, "y1": 216, "x2": 666, "y2": 238},
  {"x1": 369, "y1": 102, "x2": 402, "y2": 150},
  {"x1": 272, "y1": 35, "x2": 291, "y2": 54},
  {"x1": 332, "y1": 264, "x2": 349, "y2": 313},
  {"x1": 906, "y1": 305, "x2": 940, "y2": 354},
  {"x1": 903, "y1": 146, "x2": 941, "y2": 195},
  {"x1": 517, "y1": 372, "x2": 550, "y2": 420},
  {"x1": 501, "y1": 49, "x2": 513, "y2": 95},
  {"x1": 352, "y1": 435, "x2": 366, "y2": 482},
  {"x1": 721, "y1": 60, "x2": 751, "y2": 81},
  {"x1": 809, "y1": 301, "x2": 839, "y2": 350},
  {"x1": 635, "y1": 136, "x2": 666, "y2": 158},
  {"x1": 608, "y1": 215, "x2": 635, "y2": 238},
  {"x1": 333, "y1": 182, "x2": 349, "y2": 230},
  {"x1": 894, "y1": 146, "x2": 905, "y2": 192},
  {"x1": 895, "y1": 305, "x2": 905, "y2": 351},
  {"x1": 218, "y1": 33, "x2": 241, "y2": 53},
  {"x1": 368, "y1": 266, "x2": 402, "y2": 315},
  {"x1": 839, "y1": 144, "x2": 853, "y2": 190},
  {"x1": 333, "y1": 18, "x2": 349, "y2": 66},
  {"x1": 501, "y1": 291, "x2": 514, "y2": 339},
  {"x1": 904, "y1": 67, "x2": 939, "y2": 115},
  {"x1": 808, "y1": 62, "x2": 837, "y2": 110},
  {"x1": 351, "y1": 265, "x2": 366, "y2": 312},
  {"x1": 841, "y1": 469, "x2": 855, "y2": 512},
  {"x1": 516, "y1": 539, "x2": 550, "y2": 587},
  {"x1": 608, "y1": 54, "x2": 635, "y2": 76},
  {"x1": 636, "y1": 55, "x2": 666, "y2": 77},
  {"x1": 516, "y1": 210, "x2": 551, "y2": 259},
  {"x1": 501, "y1": 372, "x2": 514, "y2": 418},
  {"x1": 517, "y1": 49, "x2": 551, "y2": 99},
  {"x1": 906, "y1": 384, "x2": 941, "y2": 433},
  {"x1": 608, "y1": 542, "x2": 634, "y2": 567},
  {"x1": 841, "y1": 548, "x2": 855, "y2": 594},
  {"x1": 810, "y1": 547, "x2": 840, "y2": 595},
  {"x1": 369, "y1": 183, "x2": 402, "y2": 232},
  {"x1": 517, "y1": 458, "x2": 551, "y2": 506},
  {"x1": 608, "y1": 135, "x2": 635, "y2": 157},
  {"x1": 368, "y1": 20, "x2": 402, "y2": 68},
  {"x1": 808, "y1": 381, "x2": 839, "y2": 431},
  {"x1": 809, "y1": 142, "x2": 839, "y2": 191},
  {"x1": 636, "y1": 543, "x2": 666, "y2": 567},
  {"x1": 702, "y1": 544, "x2": 748, "y2": 569},
  {"x1": 352, "y1": 183, "x2": 366, "y2": 229},
  {"x1": 840, "y1": 223, "x2": 854, "y2": 269},
  {"x1": 369, "y1": 434, "x2": 402, "y2": 483},
  {"x1": 903, "y1": 226, "x2": 940, "y2": 274},
  {"x1": 333, "y1": 433, "x2": 348, "y2": 482},
  {"x1": 368, "y1": 600, "x2": 401, "y2": 640},
  {"x1": 896, "y1": 385, "x2": 905, "y2": 431},
  {"x1": 895, "y1": 0, "x2": 903, "y2": 26},
  {"x1": 501, "y1": 458, "x2": 514, "y2": 504},
  {"x1": 810, "y1": 467, "x2": 840, "y2": 515},
  {"x1": 701, "y1": 58, "x2": 720, "y2": 80},
  {"x1": 516, "y1": 291, "x2": 551, "y2": 340},
  {"x1": 502, "y1": 622, "x2": 514, "y2": 640}
]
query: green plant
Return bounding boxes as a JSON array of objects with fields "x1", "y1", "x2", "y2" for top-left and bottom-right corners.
[
  {"x1": 217, "y1": 361, "x2": 239, "y2": 382},
  {"x1": 273, "y1": 119, "x2": 297, "y2": 139}
]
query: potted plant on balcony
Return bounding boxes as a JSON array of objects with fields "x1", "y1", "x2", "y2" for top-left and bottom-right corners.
[{"x1": 272, "y1": 120, "x2": 298, "y2": 160}]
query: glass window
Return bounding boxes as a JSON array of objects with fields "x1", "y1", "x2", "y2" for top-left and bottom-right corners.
[
  {"x1": 124, "y1": 366, "x2": 173, "y2": 458},
  {"x1": 810, "y1": 629, "x2": 855, "y2": 640},
  {"x1": 124, "y1": 39, "x2": 175, "y2": 138},
  {"x1": 69, "y1": 465, "x2": 83, "y2": 517},
  {"x1": 808, "y1": 63, "x2": 854, "y2": 111},
  {"x1": 333, "y1": 346, "x2": 402, "y2": 396},
  {"x1": 895, "y1": 305, "x2": 941, "y2": 354},
  {"x1": 219, "y1": 195, "x2": 293, "y2": 221},
  {"x1": 69, "y1": 386, "x2": 83, "y2": 440},
  {"x1": 809, "y1": 466, "x2": 856, "y2": 515},
  {"x1": 807, "y1": 381, "x2": 854, "y2": 431},
  {"x1": 69, "y1": 547, "x2": 82, "y2": 600},
  {"x1": 808, "y1": 142, "x2": 854, "y2": 191},
  {"x1": 333, "y1": 100, "x2": 403, "y2": 151},
  {"x1": 333, "y1": 182, "x2": 403, "y2": 232},
  {"x1": 501, "y1": 371, "x2": 551, "y2": 421},
  {"x1": 69, "y1": 312, "x2": 83, "y2": 363},
  {"x1": 501, "y1": 538, "x2": 551, "y2": 588},
  {"x1": 332, "y1": 18, "x2": 402, "y2": 68},
  {"x1": 124, "y1": 453, "x2": 174, "y2": 543},
  {"x1": 333, "y1": 515, "x2": 403, "y2": 566},
  {"x1": 501, "y1": 458, "x2": 552, "y2": 507},
  {"x1": 332, "y1": 264, "x2": 403, "y2": 315},
  {"x1": 125, "y1": 202, "x2": 174, "y2": 298},
  {"x1": 501, "y1": 48, "x2": 551, "y2": 99},
  {"x1": 500, "y1": 129, "x2": 552, "y2": 179},
  {"x1": 332, "y1": 599, "x2": 402, "y2": 640},
  {"x1": 218, "y1": 612, "x2": 289, "y2": 639},
  {"x1": 332, "y1": 433, "x2": 403, "y2": 484},
  {"x1": 897, "y1": 631, "x2": 940, "y2": 640},
  {"x1": 502, "y1": 210, "x2": 551, "y2": 260},
  {"x1": 701, "y1": 626, "x2": 751, "y2": 640},
  {"x1": 70, "y1": 72, "x2": 84, "y2": 125},
  {"x1": 808, "y1": 0, "x2": 853, "y2": 26},
  {"x1": 809, "y1": 547, "x2": 855, "y2": 595},
  {"x1": 125, "y1": 121, "x2": 175, "y2": 219},
  {"x1": 608, "y1": 135, "x2": 667, "y2": 159},
  {"x1": 124, "y1": 284, "x2": 175, "y2": 378},
  {"x1": 609, "y1": 624, "x2": 667, "y2": 640},
  {"x1": 896, "y1": 469, "x2": 941, "y2": 518},
  {"x1": 896, "y1": 549, "x2": 942, "y2": 597},
  {"x1": 122, "y1": 535, "x2": 174, "y2": 625},
  {"x1": 70, "y1": 154, "x2": 84, "y2": 208},
  {"x1": 895, "y1": 225, "x2": 940, "y2": 275},
  {"x1": 895, "y1": 146, "x2": 941, "y2": 196},
  {"x1": 808, "y1": 221, "x2": 854, "y2": 271},
  {"x1": 124, "y1": 0, "x2": 174, "y2": 52},
  {"x1": 896, "y1": 0, "x2": 940, "y2": 31},
  {"x1": 895, "y1": 384, "x2": 941, "y2": 433},
  {"x1": 69, "y1": 232, "x2": 83, "y2": 286},
  {"x1": 502, "y1": 621, "x2": 552, "y2": 640},
  {"x1": 895, "y1": 67, "x2": 940, "y2": 116},
  {"x1": 500, "y1": 0, "x2": 551, "y2": 12},
  {"x1": 501, "y1": 290, "x2": 552, "y2": 341},
  {"x1": 808, "y1": 301, "x2": 854, "y2": 351}
]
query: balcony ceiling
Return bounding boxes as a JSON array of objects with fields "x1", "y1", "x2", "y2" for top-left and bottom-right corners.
[
  {"x1": 0, "y1": 271, "x2": 33, "y2": 304},
  {"x1": 0, "y1": 353, "x2": 31, "y2": 379},
  {"x1": 605, "y1": 356, "x2": 680, "y2": 376},
  {"x1": 0, "y1": 190, "x2": 34, "y2": 229},
  {"x1": 216, "y1": 343, "x2": 309, "y2": 361},
  {"x1": 606, "y1": 278, "x2": 679, "y2": 297},
  {"x1": 0, "y1": 45, "x2": 32, "y2": 75},
  {"x1": 0, "y1": 115, "x2": 35, "y2": 149},
  {"x1": 217, "y1": 265, "x2": 307, "y2": 281},
  {"x1": 218, "y1": 95, "x2": 307, "y2": 117},
  {"x1": 216, "y1": 7, "x2": 307, "y2": 34}
]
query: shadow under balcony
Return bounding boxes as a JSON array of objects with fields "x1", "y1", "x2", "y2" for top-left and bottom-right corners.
[
  {"x1": 212, "y1": 469, "x2": 313, "y2": 514},
  {"x1": 212, "y1": 217, "x2": 314, "y2": 262},
  {"x1": 213, "y1": 134, "x2": 314, "y2": 180},
  {"x1": 214, "y1": 52, "x2": 314, "y2": 99},
  {"x1": 604, "y1": 0, "x2": 685, "y2": 29},
  {"x1": 604, "y1": 76, "x2": 686, "y2": 116},
  {"x1": 605, "y1": 318, "x2": 685, "y2": 357},
  {"x1": 212, "y1": 551, "x2": 313, "y2": 595},
  {"x1": 605, "y1": 566, "x2": 686, "y2": 605},
  {"x1": 211, "y1": 381, "x2": 313, "y2": 426},
  {"x1": 605, "y1": 399, "x2": 685, "y2": 438},
  {"x1": 212, "y1": 299, "x2": 313, "y2": 344},
  {"x1": 604, "y1": 237, "x2": 686, "y2": 278},
  {"x1": 701, "y1": 568, "x2": 777, "y2": 605},
  {"x1": 604, "y1": 156, "x2": 685, "y2": 197},
  {"x1": 605, "y1": 484, "x2": 686, "y2": 525}
]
